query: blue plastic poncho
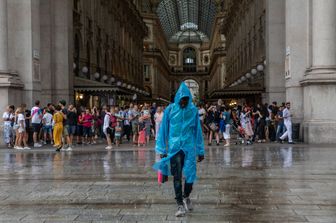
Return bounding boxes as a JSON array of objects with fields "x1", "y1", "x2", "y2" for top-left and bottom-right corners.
[{"x1": 153, "y1": 82, "x2": 205, "y2": 183}]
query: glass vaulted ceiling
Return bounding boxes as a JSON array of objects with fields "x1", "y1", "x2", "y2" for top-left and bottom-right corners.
[{"x1": 157, "y1": 0, "x2": 216, "y2": 43}]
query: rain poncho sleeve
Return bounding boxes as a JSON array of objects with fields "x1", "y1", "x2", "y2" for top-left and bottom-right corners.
[
  {"x1": 153, "y1": 82, "x2": 205, "y2": 183},
  {"x1": 195, "y1": 111, "x2": 205, "y2": 156}
]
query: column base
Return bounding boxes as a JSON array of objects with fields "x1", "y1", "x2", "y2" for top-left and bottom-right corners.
[
  {"x1": 303, "y1": 121, "x2": 336, "y2": 144},
  {"x1": 0, "y1": 71, "x2": 24, "y2": 146}
]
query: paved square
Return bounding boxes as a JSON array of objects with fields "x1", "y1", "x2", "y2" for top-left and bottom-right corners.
[{"x1": 1, "y1": 143, "x2": 336, "y2": 222}]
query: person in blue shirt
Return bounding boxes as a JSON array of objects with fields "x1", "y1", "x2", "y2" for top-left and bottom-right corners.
[
  {"x1": 221, "y1": 107, "x2": 232, "y2": 146},
  {"x1": 153, "y1": 82, "x2": 205, "y2": 217}
]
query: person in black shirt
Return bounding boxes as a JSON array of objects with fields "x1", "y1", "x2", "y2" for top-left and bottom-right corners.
[
  {"x1": 206, "y1": 105, "x2": 220, "y2": 146},
  {"x1": 67, "y1": 104, "x2": 77, "y2": 149}
]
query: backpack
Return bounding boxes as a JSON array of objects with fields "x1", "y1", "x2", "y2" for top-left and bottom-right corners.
[{"x1": 109, "y1": 114, "x2": 117, "y2": 128}]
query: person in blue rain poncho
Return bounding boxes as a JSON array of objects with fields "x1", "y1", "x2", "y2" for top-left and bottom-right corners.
[{"x1": 153, "y1": 82, "x2": 205, "y2": 217}]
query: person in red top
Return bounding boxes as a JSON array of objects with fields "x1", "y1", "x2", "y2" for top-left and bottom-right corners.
[
  {"x1": 82, "y1": 108, "x2": 93, "y2": 144},
  {"x1": 76, "y1": 110, "x2": 85, "y2": 144}
]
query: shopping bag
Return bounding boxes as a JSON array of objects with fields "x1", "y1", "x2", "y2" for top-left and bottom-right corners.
[{"x1": 157, "y1": 171, "x2": 168, "y2": 185}]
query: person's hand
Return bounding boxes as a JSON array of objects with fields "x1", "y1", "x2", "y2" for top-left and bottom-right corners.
[
  {"x1": 160, "y1": 154, "x2": 167, "y2": 159},
  {"x1": 197, "y1": 155, "x2": 204, "y2": 162}
]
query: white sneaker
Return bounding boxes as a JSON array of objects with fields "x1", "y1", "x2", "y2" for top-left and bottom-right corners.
[
  {"x1": 66, "y1": 146, "x2": 73, "y2": 151},
  {"x1": 105, "y1": 146, "x2": 112, "y2": 150},
  {"x1": 17, "y1": 147, "x2": 24, "y2": 150},
  {"x1": 24, "y1": 147, "x2": 31, "y2": 150},
  {"x1": 60, "y1": 146, "x2": 67, "y2": 151},
  {"x1": 175, "y1": 205, "x2": 186, "y2": 217},
  {"x1": 183, "y1": 197, "x2": 193, "y2": 212},
  {"x1": 224, "y1": 143, "x2": 230, "y2": 147},
  {"x1": 34, "y1": 143, "x2": 42, "y2": 148}
]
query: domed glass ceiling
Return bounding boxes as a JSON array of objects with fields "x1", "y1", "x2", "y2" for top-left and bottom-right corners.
[{"x1": 157, "y1": 0, "x2": 216, "y2": 43}]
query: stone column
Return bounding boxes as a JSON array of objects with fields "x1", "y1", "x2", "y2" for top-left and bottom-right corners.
[
  {"x1": 52, "y1": 0, "x2": 74, "y2": 104},
  {"x1": 0, "y1": 0, "x2": 8, "y2": 72},
  {"x1": 302, "y1": 0, "x2": 336, "y2": 143},
  {"x1": 284, "y1": 0, "x2": 309, "y2": 130},
  {"x1": 264, "y1": 0, "x2": 286, "y2": 104},
  {"x1": 0, "y1": 0, "x2": 23, "y2": 145}
]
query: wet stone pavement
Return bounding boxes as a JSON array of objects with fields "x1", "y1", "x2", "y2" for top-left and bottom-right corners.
[{"x1": 1, "y1": 143, "x2": 336, "y2": 222}]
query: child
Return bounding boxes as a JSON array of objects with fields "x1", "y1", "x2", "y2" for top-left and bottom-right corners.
[
  {"x1": 42, "y1": 108, "x2": 53, "y2": 145},
  {"x1": 114, "y1": 121, "x2": 122, "y2": 147},
  {"x1": 138, "y1": 117, "x2": 146, "y2": 147}
]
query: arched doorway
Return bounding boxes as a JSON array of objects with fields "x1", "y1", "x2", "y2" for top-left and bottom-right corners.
[
  {"x1": 183, "y1": 47, "x2": 197, "y2": 72},
  {"x1": 184, "y1": 79, "x2": 199, "y2": 103}
]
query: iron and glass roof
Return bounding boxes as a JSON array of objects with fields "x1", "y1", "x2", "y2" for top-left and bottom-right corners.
[{"x1": 157, "y1": 0, "x2": 216, "y2": 43}]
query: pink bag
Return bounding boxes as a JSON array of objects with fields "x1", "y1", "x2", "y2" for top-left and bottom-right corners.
[{"x1": 157, "y1": 170, "x2": 168, "y2": 185}]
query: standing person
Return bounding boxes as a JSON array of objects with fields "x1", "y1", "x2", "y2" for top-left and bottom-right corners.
[
  {"x1": 82, "y1": 108, "x2": 93, "y2": 144},
  {"x1": 114, "y1": 107, "x2": 124, "y2": 144},
  {"x1": 123, "y1": 106, "x2": 132, "y2": 142},
  {"x1": 42, "y1": 108, "x2": 53, "y2": 145},
  {"x1": 142, "y1": 105, "x2": 152, "y2": 144},
  {"x1": 151, "y1": 102, "x2": 157, "y2": 137},
  {"x1": 154, "y1": 106, "x2": 163, "y2": 140},
  {"x1": 59, "y1": 100, "x2": 71, "y2": 149},
  {"x1": 114, "y1": 121, "x2": 122, "y2": 147},
  {"x1": 100, "y1": 106, "x2": 107, "y2": 138},
  {"x1": 130, "y1": 105, "x2": 140, "y2": 146},
  {"x1": 222, "y1": 107, "x2": 232, "y2": 147},
  {"x1": 240, "y1": 107, "x2": 253, "y2": 145},
  {"x1": 137, "y1": 117, "x2": 146, "y2": 147},
  {"x1": 2, "y1": 105, "x2": 15, "y2": 148},
  {"x1": 103, "y1": 106, "x2": 113, "y2": 150},
  {"x1": 276, "y1": 105, "x2": 285, "y2": 142},
  {"x1": 257, "y1": 104, "x2": 268, "y2": 143},
  {"x1": 14, "y1": 107, "x2": 29, "y2": 150},
  {"x1": 20, "y1": 104, "x2": 31, "y2": 146},
  {"x1": 280, "y1": 102, "x2": 294, "y2": 144},
  {"x1": 198, "y1": 104, "x2": 206, "y2": 134},
  {"x1": 53, "y1": 105, "x2": 64, "y2": 152},
  {"x1": 153, "y1": 82, "x2": 205, "y2": 217},
  {"x1": 67, "y1": 105, "x2": 77, "y2": 150},
  {"x1": 206, "y1": 105, "x2": 220, "y2": 146},
  {"x1": 31, "y1": 100, "x2": 43, "y2": 148},
  {"x1": 76, "y1": 110, "x2": 85, "y2": 144}
]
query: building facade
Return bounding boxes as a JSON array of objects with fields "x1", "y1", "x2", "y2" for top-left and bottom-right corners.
[
  {"x1": 0, "y1": 0, "x2": 147, "y2": 111},
  {"x1": 0, "y1": 0, "x2": 335, "y2": 143}
]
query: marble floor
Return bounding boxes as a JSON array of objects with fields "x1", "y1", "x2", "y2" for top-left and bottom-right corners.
[{"x1": 0, "y1": 142, "x2": 336, "y2": 222}]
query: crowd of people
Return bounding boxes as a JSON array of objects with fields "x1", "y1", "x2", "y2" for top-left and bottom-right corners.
[
  {"x1": 2, "y1": 98, "x2": 294, "y2": 151},
  {"x1": 2, "y1": 100, "x2": 164, "y2": 151},
  {"x1": 198, "y1": 100, "x2": 294, "y2": 146}
]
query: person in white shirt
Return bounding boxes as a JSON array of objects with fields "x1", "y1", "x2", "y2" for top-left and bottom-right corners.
[
  {"x1": 198, "y1": 104, "x2": 206, "y2": 133},
  {"x1": 2, "y1": 105, "x2": 15, "y2": 148},
  {"x1": 103, "y1": 106, "x2": 114, "y2": 150},
  {"x1": 42, "y1": 108, "x2": 53, "y2": 145},
  {"x1": 154, "y1": 106, "x2": 164, "y2": 140},
  {"x1": 280, "y1": 102, "x2": 294, "y2": 144},
  {"x1": 31, "y1": 100, "x2": 43, "y2": 147},
  {"x1": 14, "y1": 107, "x2": 30, "y2": 150}
]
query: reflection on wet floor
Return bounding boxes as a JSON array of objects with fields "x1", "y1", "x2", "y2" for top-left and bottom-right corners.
[{"x1": 0, "y1": 144, "x2": 336, "y2": 222}]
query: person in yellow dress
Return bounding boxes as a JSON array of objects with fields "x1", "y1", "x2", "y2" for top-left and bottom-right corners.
[{"x1": 53, "y1": 105, "x2": 64, "y2": 151}]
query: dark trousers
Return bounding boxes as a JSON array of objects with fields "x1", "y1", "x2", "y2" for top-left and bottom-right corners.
[
  {"x1": 123, "y1": 125, "x2": 131, "y2": 141},
  {"x1": 170, "y1": 150, "x2": 193, "y2": 205},
  {"x1": 258, "y1": 119, "x2": 266, "y2": 140}
]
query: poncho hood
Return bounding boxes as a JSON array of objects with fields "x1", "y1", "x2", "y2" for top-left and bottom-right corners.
[{"x1": 174, "y1": 82, "x2": 193, "y2": 108}]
